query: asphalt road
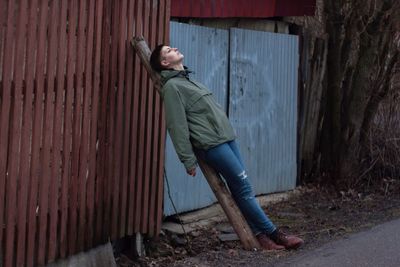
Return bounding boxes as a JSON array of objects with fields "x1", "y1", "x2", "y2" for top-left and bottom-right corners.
[{"x1": 273, "y1": 218, "x2": 400, "y2": 267}]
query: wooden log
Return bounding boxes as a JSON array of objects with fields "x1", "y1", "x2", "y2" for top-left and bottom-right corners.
[{"x1": 131, "y1": 36, "x2": 260, "y2": 250}]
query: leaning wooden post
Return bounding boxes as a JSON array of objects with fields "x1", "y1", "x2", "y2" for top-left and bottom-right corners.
[{"x1": 131, "y1": 36, "x2": 260, "y2": 250}]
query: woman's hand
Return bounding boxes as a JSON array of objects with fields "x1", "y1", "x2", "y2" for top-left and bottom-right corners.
[{"x1": 186, "y1": 167, "x2": 196, "y2": 177}]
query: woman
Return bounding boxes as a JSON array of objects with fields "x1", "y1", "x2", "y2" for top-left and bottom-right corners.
[{"x1": 150, "y1": 44, "x2": 304, "y2": 250}]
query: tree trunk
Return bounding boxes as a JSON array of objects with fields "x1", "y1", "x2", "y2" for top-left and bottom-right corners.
[{"x1": 294, "y1": 0, "x2": 400, "y2": 185}]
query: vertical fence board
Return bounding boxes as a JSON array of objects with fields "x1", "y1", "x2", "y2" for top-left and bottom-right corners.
[
  {"x1": 133, "y1": 0, "x2": 145, "y2": 233},
  {"x1": 59, "y1": 0, "x2": 78, "y2": 258},
  {"x1": 25, "y1": 0, "x2": 49, "y2": 264},
  {"x1": 156, "y1": 0, "x2": 170, "y2": 235},
  {"x1": 117, "y1": 0, "x2": 130, "y2": 237},
  {"x1": 47, "y1": 0, "x2": 68, "y2": 261},
  {"x1": 108, "y1": 0, "x2": 121, "y2": 240},
  {"x1": 124, "y1": 0, "x2": 136, "y2": 237},
  {"x1": 0, "y1": 0, "x2": 6, "y2": 78},
  {"x1": 74, "y1": 0, "x2": 89, "y2": 253},
  {"x1": 140, "y1": 0, "x2": 154, "y2": 234},
  {"x1": 37, "y1": 0, "x2": 60, "y2": 263},
  {"x1": 148, "y1": 0, "x2": 160, "y2": 236},
  {"x1": 98, "y1": 0, "x2": 112, "y2": 243},
  {"x1": 128, "y1": 0, "x2": 143, "y2": 235},
  {"x1": 87, "y1": 0, "x2": 104, "y2": 249},
  {"x1": 68, "y1": 0, "x2": 87, "y2": 255},
  {"x1": 135, "y1": 0, "x2": 150, "y2": 233},
  {"x1": 5, "y1": 0, "x2": 29, "y2": 266},
  {"x1": 0, "y1": 0, "x2": 15, "y2": 254},
  {"x1": 15, "y1": 0, "x2": 39, "y2": 265},
  {"x1": 77, "y1": 0, "x2": 95, "y2": 251},
  {"x1": 112, "y1": 0, "x2": 127, "y2": 238}
]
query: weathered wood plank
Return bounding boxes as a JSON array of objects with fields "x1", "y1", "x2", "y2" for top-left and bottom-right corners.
[
  {"x1": 88, "y1": 0, "x2": 104, "y2": 249},
  {"x1": 16, "y1": 0, "x2": 39, "y2": 265},
  {"x1": 0, "y1": 1, "x2": 15, "y2": 261},
  {"x1": 47, "y1": 0, "x2": 68, "y2": 260},
  {"x1": 37, "y1": 0, "x2": 60, "y2": 263},
  {"x1": 127, "y1": 0, "x2": 143, "y2": 235},
  {"x1": 6, "y1": 0, "x2": 28, "y2": 265}
]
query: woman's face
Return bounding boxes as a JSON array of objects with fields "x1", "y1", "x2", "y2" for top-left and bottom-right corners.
[{"x1": 160, "y1": 46, "x2": 184, "y2": 69}]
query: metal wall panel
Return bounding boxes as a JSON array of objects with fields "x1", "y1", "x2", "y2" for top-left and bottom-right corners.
[
  {"x1": 229, "y1": 28, "x2": 299, "y2": 194},
  {"x1": 0, "y1": 0, "x2": 170, "y2": 265},
  {"x1": 170, "y1": 0, "x2": 316, "y2": 18},
  {"x1": 164, "y1": 22, "x2": 229, "y2": 215}
]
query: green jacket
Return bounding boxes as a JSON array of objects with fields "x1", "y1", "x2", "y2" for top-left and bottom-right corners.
[{"x1": 160, "y1": 68, "x2": 236, "y2": 170}]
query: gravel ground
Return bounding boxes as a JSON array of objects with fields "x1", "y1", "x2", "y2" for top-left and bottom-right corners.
[{"x1": 116, "y1": 181, "x2": 400, "y2": 267}]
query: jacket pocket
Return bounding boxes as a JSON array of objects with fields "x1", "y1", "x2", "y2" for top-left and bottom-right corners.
[{"x1": 186, "y1": 91, "x2": 212, "y2": 110}]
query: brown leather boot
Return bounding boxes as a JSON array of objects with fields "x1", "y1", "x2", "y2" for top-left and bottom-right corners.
[
  {"x1": 256, "y1": 233, "x2": 285, "y2": 251},
  {"x1": 271, "y1": 229, "x2": 304, "y2": 249}
]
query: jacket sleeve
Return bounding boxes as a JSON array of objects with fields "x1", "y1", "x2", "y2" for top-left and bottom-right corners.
[{"x1": 163, "y1": 83, "x2": 197, "y2": 170}]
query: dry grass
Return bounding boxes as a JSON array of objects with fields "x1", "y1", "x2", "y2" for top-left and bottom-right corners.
[{"x1": 362, "y1": 72, "x2": 400, "y2": 188}]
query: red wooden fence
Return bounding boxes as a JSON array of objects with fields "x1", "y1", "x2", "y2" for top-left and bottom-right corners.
[{"x1": 0, "y1": 0, "x2": 170, "y2": 266}]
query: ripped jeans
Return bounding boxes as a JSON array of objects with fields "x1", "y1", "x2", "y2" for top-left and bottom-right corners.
[{"x1": 197, "y1": 140, "x2": 276, "y2": 235}]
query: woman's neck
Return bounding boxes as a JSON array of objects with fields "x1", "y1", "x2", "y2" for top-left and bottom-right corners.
[{"x1": 172, "y1": 63, "x2": 184, "y2": 71}]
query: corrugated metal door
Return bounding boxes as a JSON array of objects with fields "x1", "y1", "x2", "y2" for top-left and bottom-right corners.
[
  {"x1": 229, "y1": 28, "x2": 298, "y2": 194},
  {"x1": 164, "y1": 24, "x2": 298, "y2": 216},
  {"x1": 164, "y1": 22, "x2": 229, "y2": 215}
]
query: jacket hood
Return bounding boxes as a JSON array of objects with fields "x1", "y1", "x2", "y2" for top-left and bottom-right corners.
[{"x1": 160, "y1": 66, "x2": 192, "y2": 85}]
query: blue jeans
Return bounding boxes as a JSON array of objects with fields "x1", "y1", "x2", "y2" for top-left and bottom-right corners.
[{"x1": 197, "y1": 140, "x2": 276, "y2": 235}]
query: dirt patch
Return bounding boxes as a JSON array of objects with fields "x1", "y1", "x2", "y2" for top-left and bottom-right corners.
[{"x1": 116, "y1": 182, "x2": 400, "y2": 267}]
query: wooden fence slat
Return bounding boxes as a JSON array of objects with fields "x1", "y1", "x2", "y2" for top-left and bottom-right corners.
[
  {"x1": 156, "y1": 0, "x2": 171, "y2": 237},
  {"x1": 0, "y1": 0, "x2": 15, "y2": 255},
  {"x1": 77, "y1": 0, "x2": 95, "y2": 251},
  {"x1": 111, "y1": 0, "x2": 127, "y2": 238},
  {"x1": 147, "y1": 0, "x2": 159, "y2": 236},
  {"x1": 5, "y1": 0, "x2": 29, "y2": 266},
  {"x1": 37, "y1": 0, "x2": 60, "y2": 264},
  {"x1": 98, "y1": 0, "x2": 113, "y2": 243},
  {"x1": 141, "y1": 0, "x2": 154, "y2": 235},
  {"x1": 93, "y1": 0, "x2": 104, "y2": 245},
  {"x1": 0, "y1": 0, "x2": 6, "y2": 77},
  {"x1": 109, "y1": 0, "x2": 121, "y2": 240},
  {"x1": 47, "y1": 0, "x2": 68, "y2": 261},
  {"x1": 26, "y1": 0, "x2": 49, "y2": 264},
  {"x1": 110, "y1": 1, "x2": 124, "y2": 239},
  {"x1": 87, "y1": 0, "x2": 104, "y2": 249},
  {"x1": 15, "y1": 0, "x2": 39, "y2": 265},
  {"x1": 148, "y1": 0, "x2": 164, "y2": 236},
  {"x1": 70, "y1": 0, "x2": 87, "y2": 254},
  {"x1": 155, "y1": 0, "x2": 170, "y2": 237},
  {"x1": 60, "y1": 0, "x2": 78, "y2": 258},
  {"x1": 134, "y1": 0, "x2": 149, "y2": 233},
  {"x1": 134, "y1": 0, "x2": 147, "y2": 234},
  {"x1": 1, "y1": 1, "x2": 170, "y2": 264},
  {"x1": 121, "y1": 0, "x2": 136, "y2": 237},
  {"x1": 115, "y1": 0, "x2": 129, "y2": 237},
  {"x1": 67, "y1": 0, "x2": 86, "y2": 255},
  {"x1": 127, "y1": 0, "x2": 143, "y2": 235}
]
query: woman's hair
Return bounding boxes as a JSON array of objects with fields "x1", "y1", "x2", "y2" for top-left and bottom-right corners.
[{"x1": 150, "y1": 44, "x2": 165, "y2": 72}]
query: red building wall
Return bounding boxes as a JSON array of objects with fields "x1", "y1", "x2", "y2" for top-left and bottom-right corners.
[{"x1": 171, "y1": 0, "x2": 316, "y2": 18}]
